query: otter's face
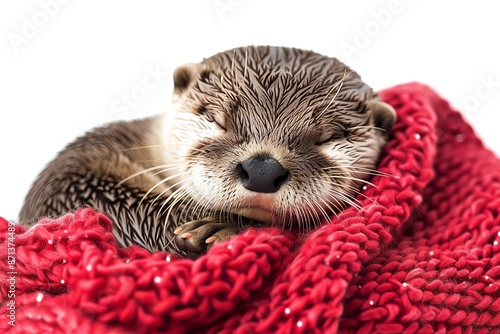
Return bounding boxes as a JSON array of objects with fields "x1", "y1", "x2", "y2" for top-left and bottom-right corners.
[{"x1": 163, "y1": 46, "x2": 396, "y2": 229}]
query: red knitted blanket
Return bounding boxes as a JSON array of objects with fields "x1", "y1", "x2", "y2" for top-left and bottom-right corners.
[{"x1": 2, "y1": 83, "x2": 500, "y2": 333}]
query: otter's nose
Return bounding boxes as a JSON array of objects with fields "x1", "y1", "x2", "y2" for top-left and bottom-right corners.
[{"x1": 236, "y1": 155, "x2": 289, "y2": 193}]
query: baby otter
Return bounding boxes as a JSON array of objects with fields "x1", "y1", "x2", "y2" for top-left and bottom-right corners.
[{"x1": 19, "y1": 46, "x2": 396, "y2": 259}]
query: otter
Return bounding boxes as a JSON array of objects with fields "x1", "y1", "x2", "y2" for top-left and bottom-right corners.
[{"x1": 19, "y1": 46, "x2": 396, "y2": 259}]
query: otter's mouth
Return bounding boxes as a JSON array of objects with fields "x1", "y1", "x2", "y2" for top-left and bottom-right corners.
[
  {"x1": 232, "y1": 207, "x2": 276, "y2": 224},
  {"x1": 231, "y1": 198, "x2": 333, "y2": 226}
]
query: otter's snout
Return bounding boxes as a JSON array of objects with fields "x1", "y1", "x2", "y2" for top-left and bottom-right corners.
[{"x1": 236, "y1": 155, "x2": 289, "y2": 193}]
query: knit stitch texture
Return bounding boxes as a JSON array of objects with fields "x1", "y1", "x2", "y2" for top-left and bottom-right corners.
[{"x1": 1, "y1": 83, "x2": 500, "y2": 333}]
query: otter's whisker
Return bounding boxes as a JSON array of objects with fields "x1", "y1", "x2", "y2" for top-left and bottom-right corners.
[
  {"x1": 317, "y1": 196, "x2": 342, "y2": 221},
  {"x1": 161, "y1": 182, "x2": 195, "y2": 221},
  {"x1": 349, "y1": 125, "x2": 386, "y2": 132},
  {"x1": 297, "y1": 206, "x2": 309, "y2": 233},
  {"x1": 303, "y1": 198, "x2": 321, "y2": 230},
  {"x1": 154, "y1": 175, "x2": 198, "y2": 216},
  {"x1": 316, "y1": 70, "x2": 352, "y2": 121},
  {"x1": 162, "y1": 187, "x2": 193, "y2": 251},
  {"x1": 150, "y1": 167, "x2": 182, "y2": 177},
  {"x1": 306, "y1": 76, "x2": 343, "y2": 125},
  {"x1": 323, "y1": 165, "x2": 397, "y2": 178},
  {"x1": 334, "y1": 182, "x2": 376, "y2": 204},
  {"x1": 244, "y1": 46, "x2": 248, "y2": 78},
  {"x1": 117, "y1": 144, "x2": 166, "y2": 152},
  {"x1": 116, "y1": 163, "x2": 183, "y2": 187},
  {"x1": 139, "y1": 171, "x2": 191, "y2": 207},
  {"x1": 327, "y1": 175, "x2": 377, "y2": 188},
  {"x1": 231, "y1": 50, "x2": 241, "y2": 102},
  {"x1": 326, "y1": 189, "x2": 363, "y2": 211},
  {"x1": 310, "y1": 197, "x2": 332, "y2": 225},
  {"x1": 289, "y1": 207, "x2": 299, "y2": 231},
  {"x1": 133, "y1": 158, "x2": 169, "y2": 164}
]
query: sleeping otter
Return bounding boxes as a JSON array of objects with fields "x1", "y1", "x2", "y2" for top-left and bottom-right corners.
[{"x1": 19, "y1": 46, "x2": 396, "y2": 259}]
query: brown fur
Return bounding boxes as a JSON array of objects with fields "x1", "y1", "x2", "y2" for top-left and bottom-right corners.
[{"x1": 20, "y1": 46, "x2": 396, "y2": 257}]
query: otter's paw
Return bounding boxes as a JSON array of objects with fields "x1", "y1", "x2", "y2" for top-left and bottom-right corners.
[{"x1": 173, "y1": 218, "x2": 241, "y2": 259}]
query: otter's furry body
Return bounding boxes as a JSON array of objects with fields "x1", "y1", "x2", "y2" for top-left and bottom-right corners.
[{"x1": 20, "y1": 46, "x2": 396, "y2": 258}]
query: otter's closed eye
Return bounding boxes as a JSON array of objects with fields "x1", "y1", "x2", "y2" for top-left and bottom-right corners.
[
  {"x1": 316, "y1": 129, "x2": 350, "y2": 145},
  {"x1": 197, "y1": 105, "x2": 227, "y2": 131},
  {"x1": 211, "y1": 119, "x2": 227, "y2": 131}
]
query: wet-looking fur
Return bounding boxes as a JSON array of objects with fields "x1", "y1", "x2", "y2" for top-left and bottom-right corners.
[{"x1": 20, "y1": 46, "x2": 396, "y2": 258}]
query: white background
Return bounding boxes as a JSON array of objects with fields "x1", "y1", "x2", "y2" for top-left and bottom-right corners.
[{"x1": 1, "y1": 0, "x2": 499, "y2": 221}]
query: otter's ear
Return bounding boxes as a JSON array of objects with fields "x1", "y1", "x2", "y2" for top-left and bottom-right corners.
[
  {"x1": 173, "y1": 63, "x2": 198, "y2": 93},
  {"x1": 367, "y1": 99, "x2": 397, "y2": 132}
]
